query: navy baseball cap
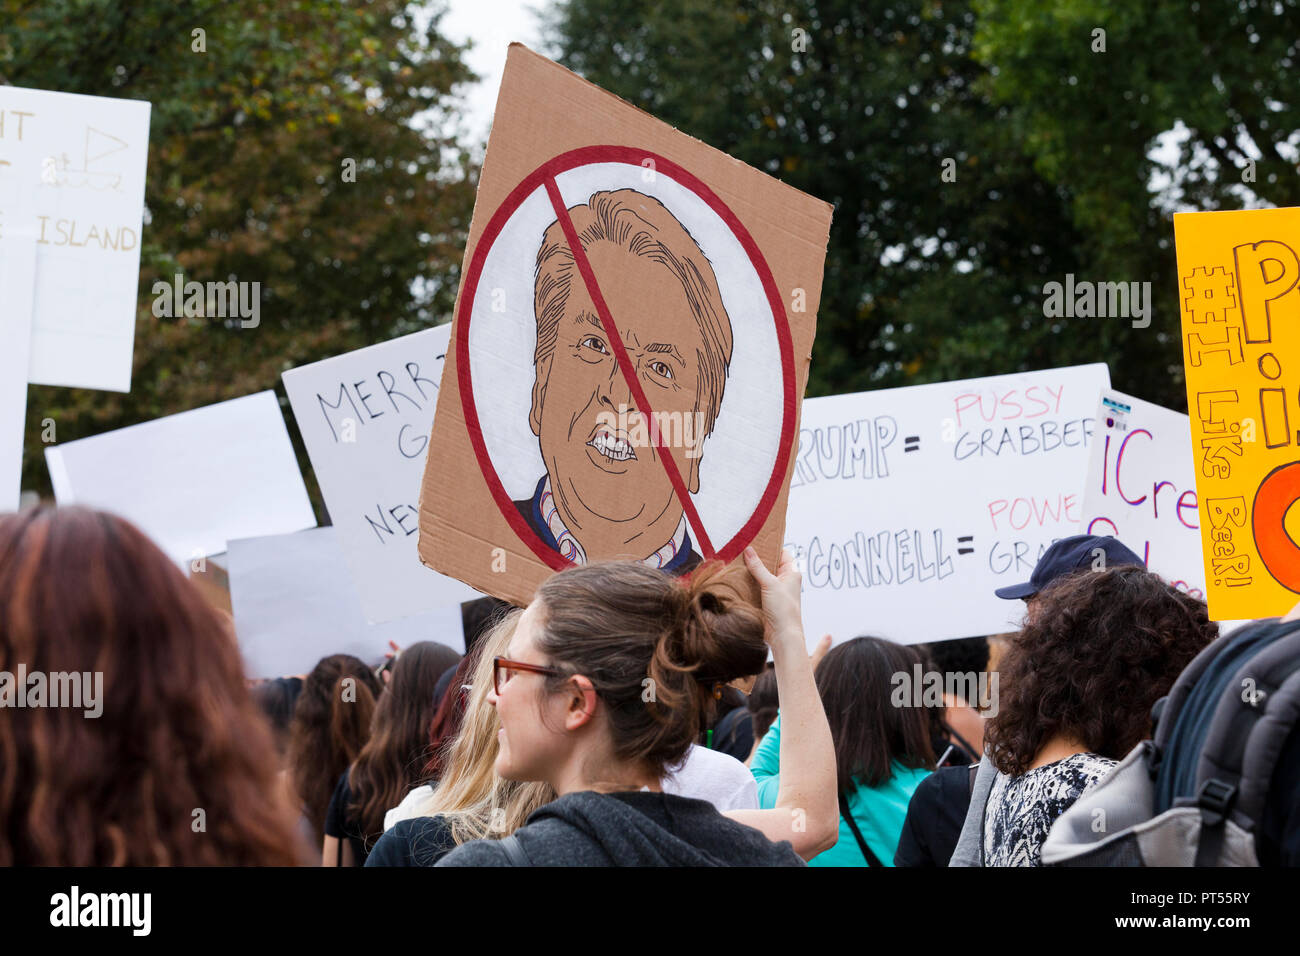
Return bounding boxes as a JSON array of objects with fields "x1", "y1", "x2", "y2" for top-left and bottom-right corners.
[{"x1": 994, "y1": 534, "x2": 1146, "y2": 600}]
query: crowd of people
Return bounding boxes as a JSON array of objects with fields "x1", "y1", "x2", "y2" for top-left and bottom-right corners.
[{"x1": 0, "y1": 503, "x2": 1296, "y2": 867}]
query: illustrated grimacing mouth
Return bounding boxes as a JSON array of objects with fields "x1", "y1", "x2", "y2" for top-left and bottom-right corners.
[{"x1": 587, "y1": 429, "x2": 637, "y2": 463}]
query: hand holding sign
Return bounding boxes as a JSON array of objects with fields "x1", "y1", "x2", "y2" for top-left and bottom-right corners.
[{"x1": 418, "y1": 45, "x2": 832, "y2": 607}]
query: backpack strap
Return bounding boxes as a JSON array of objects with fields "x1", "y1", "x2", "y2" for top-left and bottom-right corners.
[
  {"x1": 1194, "y1": 625, "x2": 1300, "y2": 835},
  {"x1": 497, "y1": 833, "x2": 530, "y2": 866},
  {"x1": 838, "y1": 791, "x2": 883, "y2": 867}
]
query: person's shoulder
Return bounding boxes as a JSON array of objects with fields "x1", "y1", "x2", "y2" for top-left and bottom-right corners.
[
  {"x1": 911, "y1": 764, "x2": 968, "y2": 803},
  {"x1": 666, "y1": 745, "x2": 757, "y2": 810},
  {"x1": 436, "y1": 837, "x2": 512, "y2": 867},
  {"x1": 679, "y1": 743, "x2": 749, "y2": 775},
  {"x1": 368, "y1": 816, "x2": 456, "y2": 867},
  {"x1": 1059, "y1": 752, "x2": 1118, "y2": 785},
  {"x1": 384, "y1": 783, "x2": 436, "y2": 831}
]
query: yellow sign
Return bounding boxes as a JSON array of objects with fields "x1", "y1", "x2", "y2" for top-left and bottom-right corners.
[{"x1": 1175, "y1": 207, "x2": 1300, "y2": 621}]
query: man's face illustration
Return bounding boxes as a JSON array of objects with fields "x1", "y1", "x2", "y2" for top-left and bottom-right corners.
[{"x1": 529, "y1": 244, "x2": 707, "y2": 552}]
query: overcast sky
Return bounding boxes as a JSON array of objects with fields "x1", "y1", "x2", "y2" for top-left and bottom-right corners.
[{"x1": 437, "y1": 0, "x2": 548, "y2": 145}]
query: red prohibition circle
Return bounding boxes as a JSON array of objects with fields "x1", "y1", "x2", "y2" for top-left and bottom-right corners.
[
  {"x1": 1252, "y1": 460, "x2": 1300, "y2": 594},
  {"x1": 455, "y1": 145, "x2": 797, "y2": 573}
]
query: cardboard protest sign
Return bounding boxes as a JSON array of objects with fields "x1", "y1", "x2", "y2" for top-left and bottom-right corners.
[
  {"x1": 1, "y1": 236, "x2": 37, "y2": 512},
  {"x1": 784, "y1": 363, "x2": 1110, "y2": 646},
  {"x1": 0, "y1": 86, "x2": 151, "y2": 393},
  {"x1": 228, "y1": 527, "x2": 465, "y2": 680},
  {"x1": 418, "y1": 45, "x2": 832, "y2": 605},
  {"x1": 45, "y1": 391, "x2": 316, "y2": 563},
  {"x1": 1175, "y1": 208, "x2": 1300, "y2": 621},
  {"x1": 283, "y1": 325, "x2": 479, "y2": 623},
  {"x1": 1079, "y1": 389, "x2": 1205, "y2": 598}
]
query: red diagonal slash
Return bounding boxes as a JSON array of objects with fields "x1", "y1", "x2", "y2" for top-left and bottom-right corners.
[{"x1": 542, "y1": 176, "x2": 716, "y2": 559}]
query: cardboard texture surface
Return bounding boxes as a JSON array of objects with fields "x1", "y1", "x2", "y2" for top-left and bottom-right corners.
[
  {"x1": 1175, "y1": 207, "x2": 1300, "y2": 620},
  {"x1": 418, "y1": 45, "x2": 832, "y2": 605}
]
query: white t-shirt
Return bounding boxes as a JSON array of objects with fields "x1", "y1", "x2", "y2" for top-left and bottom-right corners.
[
  {"x1": 383, "y1": 744, "x2": 758, "y2": 831},
  {"x1": 660, "y1": 744, "x2": 759, "y2": 811}
]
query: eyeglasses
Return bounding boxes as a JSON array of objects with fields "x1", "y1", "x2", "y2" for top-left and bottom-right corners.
[{"x1": 493, "y1": 656, "x2": 561, "y2": 695}]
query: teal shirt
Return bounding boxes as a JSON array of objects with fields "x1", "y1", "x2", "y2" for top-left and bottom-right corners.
[{"x1": 751, "y1": 712, "x2": 931, "y2": 867}]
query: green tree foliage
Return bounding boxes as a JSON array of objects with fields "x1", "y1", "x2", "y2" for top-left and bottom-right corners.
[
  {"x1": 2, "y1": 0, "x2": 477, "y2": 501},
  {"x1": 545, "y1": 0, "x2": 1298, "y2": 411}
]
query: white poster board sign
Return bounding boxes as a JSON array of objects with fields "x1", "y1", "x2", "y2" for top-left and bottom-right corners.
[
  {"x1": 1, "y1": 236, "x2": 36, "y2": 511},
  {"x1": 228, "y1": 527, "x2": 466, "y2": 680},
  {"x1": 283, "y1": 325, "x2": 479, "y2": 624},
  {"x1": 1079, "y1": 389, "x2": 1206, "y2": 599},
  {"x1": 45, "y1": 390, "x2": 316, "y2": 561},
  {"x1": 0, "y1": 86, "x2": 151, "y2": 392},
  {"x1": 784, "y1": 363, "x2": 1110, "y2": 645}
]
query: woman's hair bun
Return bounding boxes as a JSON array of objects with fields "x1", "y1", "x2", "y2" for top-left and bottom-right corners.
[{"x1": 675, "y1": 560, "x2": 768, "y2": 684}]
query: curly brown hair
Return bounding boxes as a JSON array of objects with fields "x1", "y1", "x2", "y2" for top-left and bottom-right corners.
[
  {"x1": 985, "y1": 566, "x2": 1218, "y2": 777},
  {"x1": 0, "y1": 506, "x2": 304, "y2": 865}
]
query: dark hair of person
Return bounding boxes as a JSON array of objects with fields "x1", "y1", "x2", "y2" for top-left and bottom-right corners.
[
  {"x1": 746, "y1": 664, "x2": 779, "y2": 741},
  {"x1": 251, "y1": 677, "x2": 303, "y2": 759},
  {"x1": 532, "y1": 560, "x2": 768, "y2": 780},
  {"x1": 289, "y1": 654, "x2": 382, "y2": 841},
  {"x1": 985, "y1": 567, "x2": 1218, "y2": 777},
  {"x1": 815, "y1": 637, "x2": 937, "y2": 792},
  {"x1": 461, "y1": 596, "x2": 516, "y2": 658},
  {"x1": 924, "y1": 635, "x2": 990, "y2": 699},
  {"x1": 0, "y1": 506, "x2": 302, "y2": 865},
  {"x1": 347, "y1": 642, "x2": 460, "y2": 843}
]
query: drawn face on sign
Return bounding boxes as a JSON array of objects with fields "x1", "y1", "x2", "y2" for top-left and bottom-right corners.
[{"x1": 520, "y1": 190, "x2": 733, "y2": 570}]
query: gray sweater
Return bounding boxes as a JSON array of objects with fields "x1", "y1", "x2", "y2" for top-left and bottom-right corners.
[{"x1": 437, "y1": 790, "x2": 804, "y2": 867}]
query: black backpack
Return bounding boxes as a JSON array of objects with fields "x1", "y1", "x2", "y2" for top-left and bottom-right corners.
[{"x1": 1043, "y1": 616, "x2": 1300, "y2": 866}]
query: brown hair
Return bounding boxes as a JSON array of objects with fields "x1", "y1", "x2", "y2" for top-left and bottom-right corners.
[
  {"x1": 985, "y1": 567, "x2": 1218, "y2": 776},
  {"x1": 346, "y1": 641, "x2": 460, "y2": 846},
  {"x1": 815, "y1": 638, "x2": 937, "y2": 792},
  {"x1": 0, "y1": 506, "x2": 302, "y2": 865},
  {"x1": 531, "y1": 560, "x2": 768, "y2": 780},
  {"x1": 533, "y1": 189, "x2": 734, "y2": 436},
  {"x1": 288, "y1": 654, "x2": 382, "y2": 841}
]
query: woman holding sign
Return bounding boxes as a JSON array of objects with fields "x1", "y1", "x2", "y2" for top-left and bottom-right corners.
[{"x1": 436, "y1": 548, "x2": 838, "y2": 866}]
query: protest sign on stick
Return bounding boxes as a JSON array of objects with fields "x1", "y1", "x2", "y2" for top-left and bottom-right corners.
[
  {"x1": 0, "y1": 86, "x2": 151, "y2": 393},
  {"x1": 1079, "y1": 389, "x2": 1206, "y2": 599},
  {"x1": 228, "y1": 527, "x2": 466, "y2": 680},
  {"x1": 44, "y1": 391, "x2": 316, "y2": 563},
  {"x1": 418, "y1": 45, "x2": 833, "y2": 606},
  {"x1": 784, "y1": 364, "x2": 1110, "y2": 646},
  {"x1": 283, "y1": 325, "x2": 479, "y2": 623},
  {"x1": 0, "y1": 236, "x2": 37, "y2": 512},
  {"x1": 1175, "y1": 208, "x2": 1300, "y2": 621}
]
